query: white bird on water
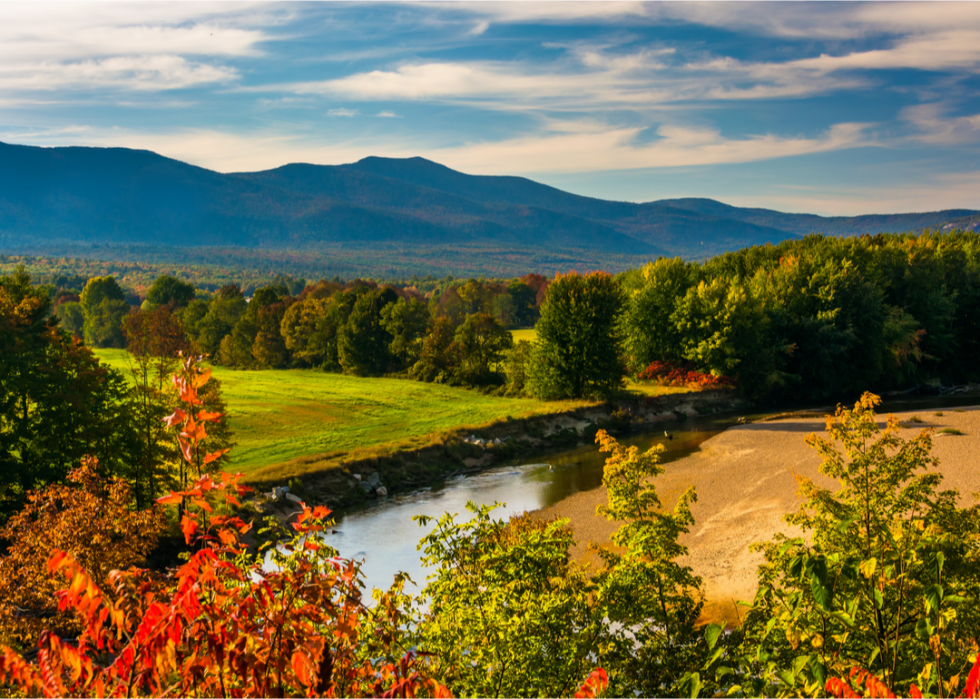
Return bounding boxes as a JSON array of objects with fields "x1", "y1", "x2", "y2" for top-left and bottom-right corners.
[{"x1": 664, "y1": 430, "x2": 673, "y2": 441}]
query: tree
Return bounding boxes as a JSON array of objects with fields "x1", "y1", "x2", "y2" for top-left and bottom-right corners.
[
  {"x1": 451, "y1": 312, "x2": 512, "y2": 386},
  {"x1": 416, "y1": 506, "x2": 609, "y2": 698},
  {"x1": 619, "y1": 257, "x2": 695, "y2": 371},
  {"x1": 54, "y1": 301, "x2": 84, "y2": 339},
  {"x1": 1, "y1": 268, "x2": 136, "y2": 518},
  {"x1": 121, "y1": 306, "x2": 191, "y2": 508},
  {"x1": 79, "y1": 276, "x2": 128, "y2": 348},
  {"x1": 527, "y1": 272, "x2": 624, "y2": 399},
  {"x1": 503, "y1": 339, "x2": 533, "y2": 395},
  {"x1": 706, "y1": 394, "x2": 980, "y2": 697},
  {"x1": 281, "y1": 296, "x2": 347, "y2": 370},
  {"x1": 380, "y1": 296, "x2": 431, "y2": 371},
  {"x1": 337, "y1": 288, "x2": 397, "y2": 376},
  {"x1": 143, "y1": 274, "x2": 196, "y2": 310},
  {"x1": 0, "y1": 457, "x2": 165, "y2": 650},
  {"x1": 411, "y1": 317, "x2": 458, "y2": 383},
  {"x1": 592, "y1": 429, "x2": 705, "y2": 696},
  {"x1": 195, "y1": 285, "x2": 247, "y2": 358}
]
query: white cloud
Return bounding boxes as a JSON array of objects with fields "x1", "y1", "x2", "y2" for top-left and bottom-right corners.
[
  {"x1": 0, "y1": 4, "x2": 274, "y2": 61},
  {"x1": 0, "y1": 55, "x2": 237, "y2": 92},
  {"x1": 722, "y1": 171, "x2": 980, "y2": 216},
  {"x1": 23, "y1": 117, "x2": 873, "y2": 177},
  {"x1": 900, "y1": 103, "x2": 980, "y2": 145},
  {"x1": 327, "y1": 108, "x2": 360, "y2": 117},
  {"x1": 375, "y1": 110, "x2": 400, "y2": 118},
  {"x1": 429, "y1": 122, "x2": 875, "y2": 175}
]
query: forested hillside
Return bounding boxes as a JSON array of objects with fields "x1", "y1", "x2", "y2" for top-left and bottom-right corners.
[{"x1": 2, "y1": 142, "x2": 977, "y2": 264}]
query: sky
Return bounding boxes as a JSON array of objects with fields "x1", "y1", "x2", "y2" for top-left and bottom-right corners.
[{"x1": 1, "y1": 1, "x2": 979, "y2": 216}]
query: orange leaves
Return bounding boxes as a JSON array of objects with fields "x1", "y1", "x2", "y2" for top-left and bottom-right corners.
[
  {"x1": 575, "y1": 668, "x2": 609, "y2": 698},
  {"x1": 294, "y1": 504, "x2": 334, "y2": 532},
  {"x1": 156, "y1": 491, "x2": 183, "y2": 506},
  {"x1": 204, "y1": 448, "x2": 230, "y2": 465},
  {"x1": 162, "y1": 408, "x2": 187, "y2": 428},
  {"x1": 180, "y1": 415, "x2": 207, "y2": 442},
  {"x1": 292, "y1": 649, "x2": 316, "y2": 689},
  {"x1": 196, "y1": 409, "x2": 222, "y2": 422},
  {"x1": 180, "y1": 516, "x2": 199, "y2": 544}
]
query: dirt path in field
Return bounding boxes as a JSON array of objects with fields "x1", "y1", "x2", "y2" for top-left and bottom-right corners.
[{"x1": 534, "y1": 405, "x2": 980, "y2": 625}]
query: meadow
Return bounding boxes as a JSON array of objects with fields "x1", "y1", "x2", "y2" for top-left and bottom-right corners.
[{"x1": 94, "y1": 348, "x2": 598, "y2": 480}]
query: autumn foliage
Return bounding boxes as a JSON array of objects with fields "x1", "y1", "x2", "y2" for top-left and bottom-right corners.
[
  {"x1": 636, "y1": 360, "x2": 734, "y2": 390},
  {"x1": 0, "y1": 457, "x2": 165, "y2": 649},
  {"x1": 0, "y1": 355, "x2": 453, "y2": 698}
]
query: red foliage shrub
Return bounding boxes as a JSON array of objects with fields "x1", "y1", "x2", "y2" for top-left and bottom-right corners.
[{"x1": 636, "y1": 360, "x2": 734, "y2": 390}]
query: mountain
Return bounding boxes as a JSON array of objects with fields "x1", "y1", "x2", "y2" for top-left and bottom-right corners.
[{"x1": 1, "y1": 142, "x2": 977, "y2": 261}]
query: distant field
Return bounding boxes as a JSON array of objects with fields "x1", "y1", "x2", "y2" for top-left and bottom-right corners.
[
  {"x1": 94, "y1": 349, "x2": 595, "y2": 480},
  {"x1": 509, "y1": 328, "x2": 538, "y2": 343}
]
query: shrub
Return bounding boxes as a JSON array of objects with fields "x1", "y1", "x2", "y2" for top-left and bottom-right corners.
[{"x1": 636, "y1": 360, "x2": 734, "y2": 390}]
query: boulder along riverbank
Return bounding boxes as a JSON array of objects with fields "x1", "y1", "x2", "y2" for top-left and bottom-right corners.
[{"x1": 532, "y1": 403, "x2": 980, "y2": 627}]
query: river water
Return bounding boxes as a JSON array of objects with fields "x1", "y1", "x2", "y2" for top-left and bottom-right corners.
[{"x1": 321, "y1": 394, "x2": 980, "y2": 596}]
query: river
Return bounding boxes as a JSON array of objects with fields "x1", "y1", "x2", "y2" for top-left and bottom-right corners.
[{"x1": 320, "y1": 393, "x2": 980, "y2": 597}]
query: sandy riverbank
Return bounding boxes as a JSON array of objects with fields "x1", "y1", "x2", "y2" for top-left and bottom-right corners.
[{"x1": 534, "y1": 404, "x2": 980, "y2": 625}]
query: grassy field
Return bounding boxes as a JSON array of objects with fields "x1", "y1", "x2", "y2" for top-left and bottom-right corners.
[
  {"x1": 510, "y1": 328, "x2": 538, "y2": 343},
  {"x1": 94, "y1": 349, "x2": 596, "y2": 481}
]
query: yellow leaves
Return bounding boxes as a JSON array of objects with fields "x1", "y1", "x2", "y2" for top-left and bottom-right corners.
[{"x1": 859, "y1": 558, "x2": 878, "y2": 579}]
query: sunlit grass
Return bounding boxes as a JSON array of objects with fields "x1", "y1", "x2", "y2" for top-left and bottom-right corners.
[
  {"x1": 94, "y1": 348, "x2": 595, "y2": 479},
  {"x1": 509, "y1": 328, "x2": 538, "y2": 343}
]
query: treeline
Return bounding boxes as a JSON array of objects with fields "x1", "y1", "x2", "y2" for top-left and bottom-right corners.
[
  {"x1": 0, "y1": 268, "x2": 232, "y2": 520},
  {"x1": 21, "y1": 230, "x2": 980, "y2": 405},
  {"x1": 619, "y1": 231, "x2": 980, "y2": 400}
]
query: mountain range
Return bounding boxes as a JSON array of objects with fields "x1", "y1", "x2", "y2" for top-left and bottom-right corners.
[{"x1": 1, "y1": 141, "x2": 977, "y2": 261}]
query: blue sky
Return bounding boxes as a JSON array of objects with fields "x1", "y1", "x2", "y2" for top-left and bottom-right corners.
[{"x1": 1, "y1": 1, "x2": 979, "y2": 215}]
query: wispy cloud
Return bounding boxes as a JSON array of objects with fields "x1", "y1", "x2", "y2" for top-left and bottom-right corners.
[
  {"x1": 0, "y1": 55, "x2": 237, "y2": 92},
  {"x1": 327, "y1": 108, "x2": 360, "y2": 117},
  {"x1": 375, "y1": 110, "x2": 400, "y2": 118}
]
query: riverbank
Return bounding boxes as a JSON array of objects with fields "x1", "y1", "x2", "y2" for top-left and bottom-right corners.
[
  {"x1": 533, "y1": 403, "x2": 980, "y2": 626},
  {"x1": 256, "y1": 388, "x2": 748, "y2": 518}
]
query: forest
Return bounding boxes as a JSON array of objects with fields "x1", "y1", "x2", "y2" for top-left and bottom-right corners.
[
  {"x1": 2, "y1": 230, "x2": 980, "y2": 697},
  {"x1": 30, "y1": 230, "x2": 980, "y2": 402}
]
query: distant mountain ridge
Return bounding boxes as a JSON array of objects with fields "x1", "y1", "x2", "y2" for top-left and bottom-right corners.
[{"x1": 1, "y1": 141, "x2": 976, "y2": 260}]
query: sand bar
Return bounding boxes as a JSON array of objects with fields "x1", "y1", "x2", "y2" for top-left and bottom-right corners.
[{"x1": 535, "y1": 405, "x2": 980, "y2": 624}]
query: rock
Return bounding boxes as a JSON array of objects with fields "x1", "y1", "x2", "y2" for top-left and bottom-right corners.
[
  {"x1": 270, "y1": 486, "x2": 288, "y2": 501},
  {"x1": 359, "y1": 481, "x2": 373, "y2": 494},
  {"x1": 284, "y1": 492, "x2": 302, "y2": 504},
  {"x1": 368, "y1": 472, "x2": 380, "y2": 488},
  {"x1": 376, "y1": 486, "x2": 388, "y2": 497},
  {"x1": 353, "y1": 473, "x2": 362, "y2": 482},
  {"x1": 493, "y1": 438, "x2": 502, "y2": 446}
]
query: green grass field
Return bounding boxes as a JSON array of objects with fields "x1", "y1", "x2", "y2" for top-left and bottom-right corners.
[
  {"x1": 509, "y1": 328, "x2": 538, "y2": 343},
  {"x1": 94, "y1": 349, "x2": 595, "y2": 481}
]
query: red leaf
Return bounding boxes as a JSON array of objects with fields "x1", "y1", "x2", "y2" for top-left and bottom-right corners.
[
  {"x1": 196, "y1": 410, "x2": 222, "y2": 423},
  {"x1": 180, "y1": 516, "x2": 199, "y2": 544},
  {"x1": 157, "y1": 492, "x2": 183, "y2": 506}
]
